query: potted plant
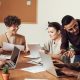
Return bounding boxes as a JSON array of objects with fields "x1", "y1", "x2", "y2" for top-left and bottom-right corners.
[{"x1": 2, "y1": 66, "x2": 10, "y2": 80}]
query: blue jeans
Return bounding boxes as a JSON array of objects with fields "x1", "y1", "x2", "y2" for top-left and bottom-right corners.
[{"x1": 74, "y1": 55, "x2": 80, "y2": 63}]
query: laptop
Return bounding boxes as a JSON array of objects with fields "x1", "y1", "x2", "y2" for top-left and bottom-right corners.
[
  {"x1": 22, "y1": 51, "x2": 58, "y2": 76},
  {"x1": 23, "y1": 51, "x2": 73, "y2": 77},
  {"x1": 27, "y1": 44, "x2": 41, "y2": 58},
  {"x1": 3, "y1": 46, "x2": 20, "y2": 69},
  {"x1": 40, "y1": 52, "x2": 74, "y2": 77},
  {"x1": 39, "y1": 52, "x2": 58, "y2": 77}
]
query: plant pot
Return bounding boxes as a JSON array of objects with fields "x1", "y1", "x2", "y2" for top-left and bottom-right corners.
[{"x1": 2, "y1": 73, "x2": 10, "y2": 80}]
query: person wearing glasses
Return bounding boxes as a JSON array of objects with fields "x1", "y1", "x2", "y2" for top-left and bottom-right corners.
[
  {"x1": 0, "y1": 15, "x2": 29, "y2": 54},
  {"x1": 61, "y1": 15, "x2": 80, "y2": 63}
]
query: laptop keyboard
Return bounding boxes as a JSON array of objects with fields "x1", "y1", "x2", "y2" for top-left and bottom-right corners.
[{"x1": 6, "y1": 61, "x2": 15, "y2": 68}]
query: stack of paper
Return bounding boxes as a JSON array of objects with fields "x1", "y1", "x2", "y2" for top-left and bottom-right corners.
[
  {"x1": 27, "y1": 57, "x2": 42, "y2": 65},
  {"x1": 21, "y1": 65, "x2": 45, "y2": 73},
  {"x1": 3, "y1": 42, "x2": 14, "y2": 51},
  {"x1": 3, "y1": 42, "x2": 24, "y2": 51},
  {"x1": 0, "y1": 54, "x2": 11, "y2": 60},
  {"x1": 26, "y1": 54, "x2": 40, "y2": 59}
]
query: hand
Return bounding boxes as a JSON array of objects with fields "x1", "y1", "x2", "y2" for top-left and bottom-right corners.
[
  {"x1": 60, "y1": 49, "x2": 66, "y2": 54},
  {"x1": 53, "y1": 59, "x2": 64, "y2": 64},
  {"x1": 50, "y1": 54, "x2": 62, "y2": 60},
  {"x1": 64, "y1": 50, "x2": 75, "y2": 58}
]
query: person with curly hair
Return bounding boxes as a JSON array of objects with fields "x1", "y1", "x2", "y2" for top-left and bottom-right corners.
[{"x1": 0, "y1": 15, "x2": 29, "y2": 54}]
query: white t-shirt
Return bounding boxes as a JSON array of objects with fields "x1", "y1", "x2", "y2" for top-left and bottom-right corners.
[{"x1": 42, "y1": 39, "x2": 61, "y2": 54}]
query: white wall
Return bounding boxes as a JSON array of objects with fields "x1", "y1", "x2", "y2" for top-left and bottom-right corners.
[{"x1": 0, "y1": 0, "x2": 80, "y2": 46}]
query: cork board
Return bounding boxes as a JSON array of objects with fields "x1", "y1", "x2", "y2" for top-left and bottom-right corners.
[{"x1": 0, "y1": 0, "x2": 37, "y2": 23}]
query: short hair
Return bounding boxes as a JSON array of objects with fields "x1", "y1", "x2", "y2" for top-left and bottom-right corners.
[
  {"x1": 4, "y1": 15, "x2": 21, "y2": 27},
  {"x1": 61, "y1": 15, "x2": 74, "y2": 27},
  {"x1": 48, "y1": 22, "x2": 61, "y2": 31}
]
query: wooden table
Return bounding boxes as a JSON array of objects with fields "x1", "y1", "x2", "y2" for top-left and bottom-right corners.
[{"x1": 0, "y1": 53, "x2": 77, "y2": 80}]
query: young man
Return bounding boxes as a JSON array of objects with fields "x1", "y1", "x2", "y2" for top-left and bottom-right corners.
[{"x1": 61, "y1": 15, "x2": 80, "y2": 62}]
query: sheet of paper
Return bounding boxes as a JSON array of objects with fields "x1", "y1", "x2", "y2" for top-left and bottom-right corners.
[
  {"x1": 3, "y1": 42, "x2": 14, "y2": 51},
  {"x1": 25, "y1": 54, "x2": 40, "y2": 59},
  {"x1": 29, "y1": 58, "x2": 41, "y2": 63},
  {"x1": 3, "y1": 42, "x2": 24, "y2": 51},
  {"x1": 21, "y1": 66, "x2": 45, "y2": 73},
  {"x1": 27, "y1": 58, "x2": 42, "y2": 65},
  {"x1": 0, "y1": 54, "x2": 11, "y2": 59}
]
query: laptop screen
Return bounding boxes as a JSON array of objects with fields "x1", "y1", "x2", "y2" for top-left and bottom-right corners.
[
  {"x1": 39, "y1": 52, "x2": 57, "y2": 77},
  {"x1": 11, "y1": 47, "x2": 20, "y2": 64},
  {"x1": 28, "y1": 44, "x2": 41, "y2": 58}
]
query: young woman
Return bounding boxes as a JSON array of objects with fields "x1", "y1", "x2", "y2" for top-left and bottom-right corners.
[
  {"x1": 0, "y1": 15, "x2": 29, "y2": 54},
  {"x1": 42, "y1": 22, "x2": 70, "y2": 63}
]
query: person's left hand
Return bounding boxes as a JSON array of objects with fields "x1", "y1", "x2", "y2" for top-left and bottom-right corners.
[{"x1": 64, "y1": 50, "x2": 75, "y2": 58}]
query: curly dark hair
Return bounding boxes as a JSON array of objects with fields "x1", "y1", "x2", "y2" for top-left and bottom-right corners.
[{"x1": 4, "y1": 15, "x2": 21, "y2": 27}]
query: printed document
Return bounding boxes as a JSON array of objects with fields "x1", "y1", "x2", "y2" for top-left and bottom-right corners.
[
  {"x1": 3, "y1": 42, "x2": 24, "y2": 51},
  {"x1": 21, "y1": 65, "x2": 45, "y2": 73}
]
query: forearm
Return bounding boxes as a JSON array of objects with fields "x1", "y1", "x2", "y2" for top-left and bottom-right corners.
[{"x1": 48, "y1": 53, "x2": 62, "y2": 60}]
